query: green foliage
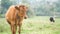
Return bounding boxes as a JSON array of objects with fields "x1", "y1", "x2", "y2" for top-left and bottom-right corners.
[
  {"x1": 0, "y1": 14, "x2": 5, "y2": 18},
  {"x1": 0, "y1": 0, "x2": 60, "y2": 18},
  {"x1": 1, "y1": 0, "x2": 12, "y2": 14},
  {"x1": 1, "y1": 0, "x2": 11, "y2": 8},
  {"x1": 1, "y1": 0, "x2": 17, "y2": 14}
]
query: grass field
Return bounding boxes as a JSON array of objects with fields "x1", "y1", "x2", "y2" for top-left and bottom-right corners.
[{"x1": 0, "y1": 16, "x2": 60, "y2": 34}]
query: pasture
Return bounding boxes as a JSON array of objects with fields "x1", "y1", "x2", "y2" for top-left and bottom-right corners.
[{"x1": 0, "y1": 16, "x2": 60, "y2": 34}]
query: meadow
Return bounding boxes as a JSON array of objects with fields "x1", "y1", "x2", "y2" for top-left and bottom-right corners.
[{"x1": 0, "y1": 16, "x2": 60, "y2": 34}]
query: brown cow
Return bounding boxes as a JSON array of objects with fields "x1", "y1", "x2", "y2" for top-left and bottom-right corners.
[{"x1": 5, "y1": 5, "x2": 28, "y2": 34}]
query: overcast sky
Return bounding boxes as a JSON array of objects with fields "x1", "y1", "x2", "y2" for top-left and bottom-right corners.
[
  {"x1": 0, "y1": 0, "x2": 1, "y2": 1},
  {"x1": 36, "y1": 0, "x2": 57, "y2": 2},
  {"x1": 36, "y1": 0, "x2": 58, "y2": 2}
]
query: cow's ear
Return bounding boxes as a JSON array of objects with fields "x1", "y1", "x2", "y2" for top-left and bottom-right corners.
[{"x1": 15, "y1": 6, "x2": 20, "y2": 11}]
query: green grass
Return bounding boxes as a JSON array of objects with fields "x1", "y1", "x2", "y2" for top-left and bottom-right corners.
[{"x1": 0, "y1": 16, "x2": 60, "y2": 34}]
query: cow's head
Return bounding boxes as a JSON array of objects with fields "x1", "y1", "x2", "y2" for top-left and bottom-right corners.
[{"x1": 15, "y1": 5, "x2": 28, "y2": 19}]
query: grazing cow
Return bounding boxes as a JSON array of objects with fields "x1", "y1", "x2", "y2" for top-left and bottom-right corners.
[
  {"x1": 5, "y1": 5, "x2": 28, "y2": 34},
  {"x1": 49, "y1": 17, "x2": 55, "y2": 22}
]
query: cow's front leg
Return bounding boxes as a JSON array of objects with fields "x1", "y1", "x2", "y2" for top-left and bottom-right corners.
[
  {"x1": 18, "y1": 22, "x2": 22, "y2": 34},
  {"x1": 11, "y1": 21, "x2": 17, "y2": 34}
]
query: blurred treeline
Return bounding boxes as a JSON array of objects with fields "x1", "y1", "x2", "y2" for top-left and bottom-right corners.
[{"x1": 0, "y1": 0, "x2": 60, "y2": 18}]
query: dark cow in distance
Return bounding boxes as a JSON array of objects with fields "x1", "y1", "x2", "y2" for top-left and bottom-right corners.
[
  {"x1": 5, "y1": 5, "x2": 28, "y2": 34},
  {"x1": 49, "y1": 17, "x2": 55, "y2": 22}
]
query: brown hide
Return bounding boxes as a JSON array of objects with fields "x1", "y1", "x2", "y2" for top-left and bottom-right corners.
[{"x1": 5, "y1": 5, "x2": 28, "y2": 34}]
